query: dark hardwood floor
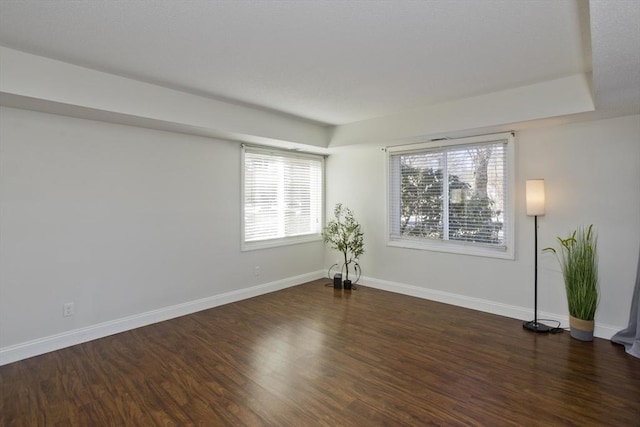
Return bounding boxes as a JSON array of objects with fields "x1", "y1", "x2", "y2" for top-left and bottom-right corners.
[{"x1": 2, "y1": 279, "x2": 639, "y2": 426}]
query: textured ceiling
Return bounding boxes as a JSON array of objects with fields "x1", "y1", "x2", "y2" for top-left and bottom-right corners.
[
  {"x1": 0, "y1": 0, "x2": 635, "y2": 126},
  {"x1": 590, "y1": 0, "x2": 640, "y2": 112}
]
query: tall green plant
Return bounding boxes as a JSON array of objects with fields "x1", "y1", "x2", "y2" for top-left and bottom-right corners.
[
  {"x1": 544, "y1": 224, "x2": 598, "y2": 320},
  {"x1": 322, "y1": 203, "x2": 364, "y2": 281}
]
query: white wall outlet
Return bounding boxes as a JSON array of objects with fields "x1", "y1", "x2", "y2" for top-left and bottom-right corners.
[
  {"x1": 254, "y1": 265, "x2": 260, "y2": 276},
  {"x1": 63, "y1": 302, "x2": 74, "y2": 317}
]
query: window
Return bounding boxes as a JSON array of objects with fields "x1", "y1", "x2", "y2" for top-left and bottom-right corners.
[
  {"x1": 387, "y1": 132, "x2": 514, "y2": 259},
  {"x1": 242, "y1": 145, "x2": 324, "y2": 250}
]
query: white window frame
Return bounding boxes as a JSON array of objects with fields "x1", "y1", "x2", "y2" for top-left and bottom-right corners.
[
  {"x1": 241, "y1": 145, "x2": 324, "y2": 251},
  {"x1": 386, "y1": 132, "x2": 515, "y2": 259}
]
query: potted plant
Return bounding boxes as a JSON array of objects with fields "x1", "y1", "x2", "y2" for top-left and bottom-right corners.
[
  {"x1": 544, "y1": 224, "x2": 599, "y2": 341},
  {"x1": 322, "y1": 203, "x2": 364, "y2": 290}
]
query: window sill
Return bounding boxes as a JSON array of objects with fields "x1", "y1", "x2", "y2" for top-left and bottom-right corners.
[
  {"x1": 242, "y1": 234, "x2": 323, "y2": 251},
  {"x1": 387, "y1": 238, "x2": 514, "y2": 260}
]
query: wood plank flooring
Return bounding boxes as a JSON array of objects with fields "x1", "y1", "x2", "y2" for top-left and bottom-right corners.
[{"x1": 2, "y1": 280, "x2": 639, "y2": 426}]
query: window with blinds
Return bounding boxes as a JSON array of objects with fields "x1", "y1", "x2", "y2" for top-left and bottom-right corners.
[
  {"x1": 242, "y1": 146, "x2": 323, "y2": 250},
  {"x1": 387, "y1": 132, "x2": 514, "y2": 259}
]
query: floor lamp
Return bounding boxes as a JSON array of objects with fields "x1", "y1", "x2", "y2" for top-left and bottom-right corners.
[{"x1": 523, "y1": 179, "x2": 551, "y2": 333}]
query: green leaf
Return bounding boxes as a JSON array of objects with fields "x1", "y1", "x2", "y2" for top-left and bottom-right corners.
[
  {"x1": 322, "y1": 203, "x2": 365, "y2": 281},
  {"x1": 546, "y1": 225, "x2": 599, "y2": 320}
]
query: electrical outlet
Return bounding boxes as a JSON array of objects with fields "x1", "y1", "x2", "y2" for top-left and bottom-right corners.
[
  {"x1": 63, "y1": 302, "x2": 74, "y2": 317},
  {"x1": 254, "y1": 266, "x2": 260, "y2": 276}
]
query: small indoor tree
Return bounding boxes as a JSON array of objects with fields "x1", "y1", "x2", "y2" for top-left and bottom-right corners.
[{"x1": 322, "y1": 203, "x2": 364, "y2": 284}]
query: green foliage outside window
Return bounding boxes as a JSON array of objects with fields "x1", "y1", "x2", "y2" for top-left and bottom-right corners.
[{"x1": 400, "y1": 161, "x2": 502, "y2": 245}]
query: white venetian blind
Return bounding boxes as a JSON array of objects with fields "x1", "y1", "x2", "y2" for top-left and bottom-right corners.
[
  {"x1": 388, "y1": 133, "x2": 513, "y2": 257},
  {"x1": 243, "y1": 146, "x2": 323, "y2": 246}
]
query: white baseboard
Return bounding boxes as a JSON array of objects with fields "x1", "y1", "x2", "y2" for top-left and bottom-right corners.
[
  {"x1": 0, "y1": 270, "x2": 325, "y2": 366},
  {"x1": 2, "y1": 271, "x2": 622, "y2": 366},
  {"x1": 360, "y1": 275, "x2": 621, "y2": 340}
]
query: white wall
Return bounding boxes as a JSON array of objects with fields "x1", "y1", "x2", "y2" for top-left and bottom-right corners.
[
  {"x1": 325, "y1": 115, "x2": 640, "y2": 338},
  {"x1": 2, "y1": 106, "x2": 638, "y2": 365},
  {"x1": 0, "y1": 107, "x2": 324, "y2": 363}
]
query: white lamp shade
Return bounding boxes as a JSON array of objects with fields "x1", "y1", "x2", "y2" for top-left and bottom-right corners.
[{"x1": 526, "y1": 179, "x2": 545, "y2": 216}]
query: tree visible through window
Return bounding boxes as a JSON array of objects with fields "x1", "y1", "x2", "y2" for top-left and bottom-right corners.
[{"x1": 388, "y1": 133, "x2": 514, "y2": 258}]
